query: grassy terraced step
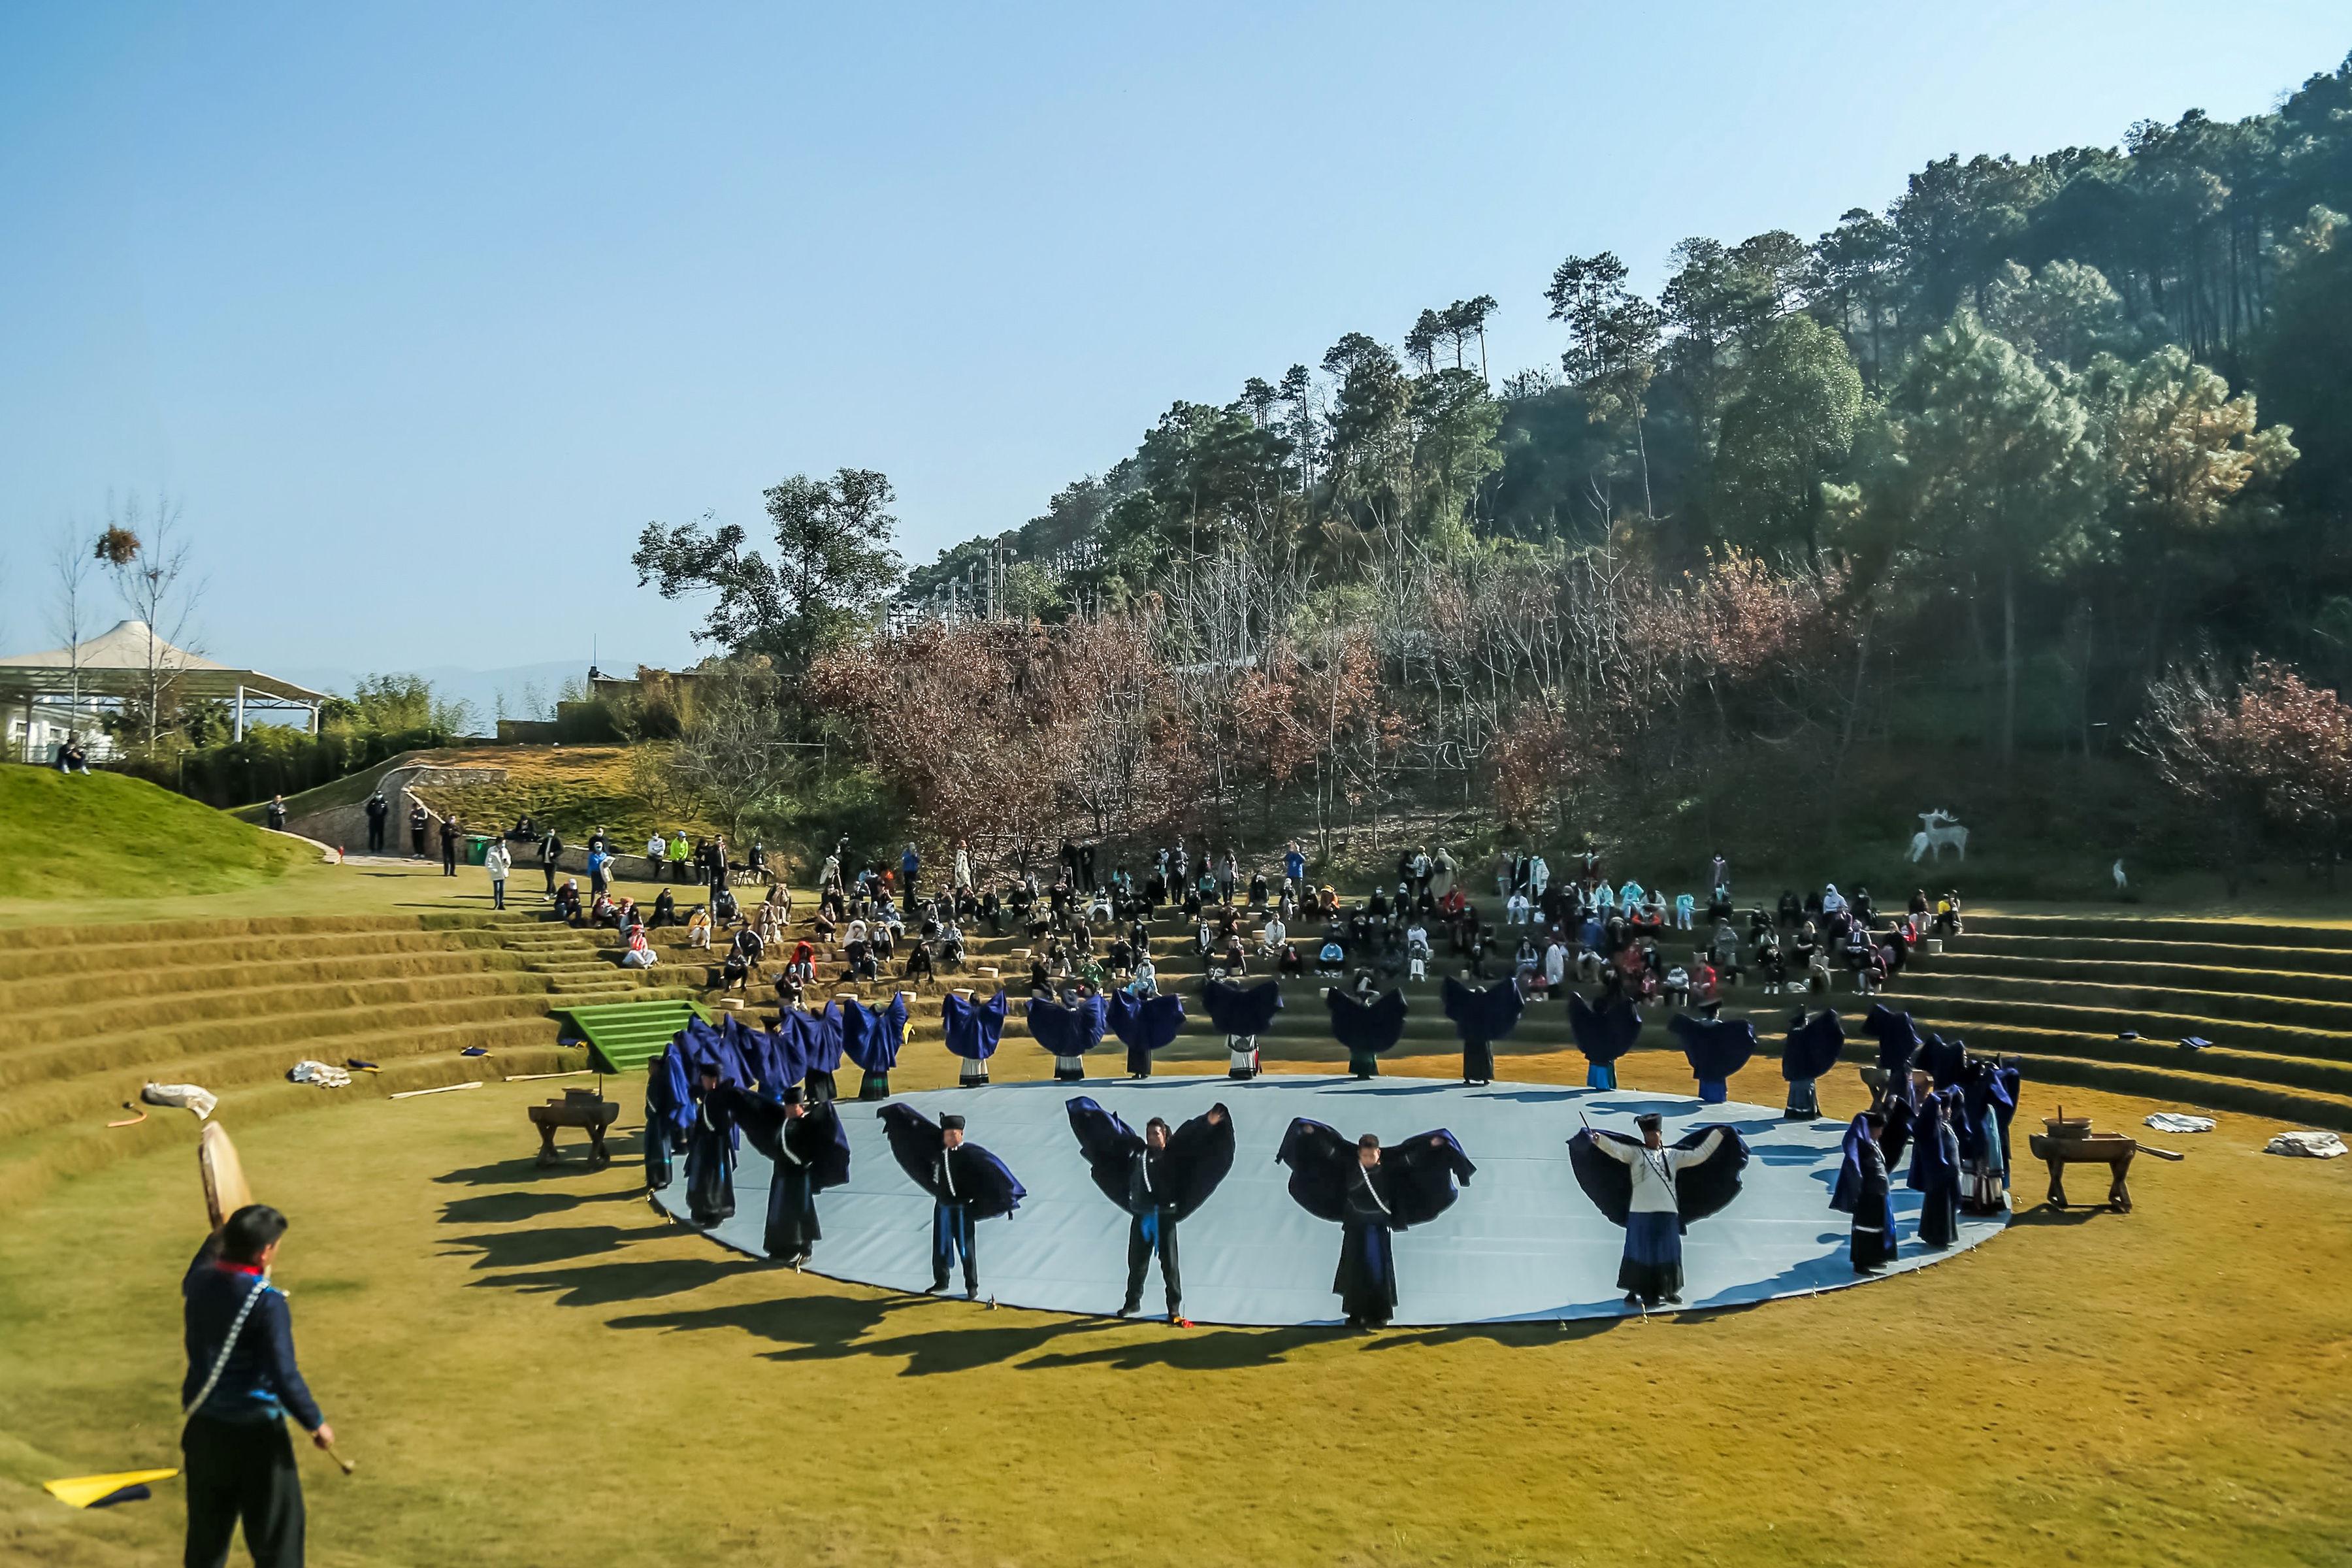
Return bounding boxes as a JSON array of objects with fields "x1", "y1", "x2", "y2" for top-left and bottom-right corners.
[
  {"x1": 1, "y1": 969, "x2": 560, "y2": 1049},
  {"x1": 1898, "y1": 972, "x2": 2352, "y2": 1034},
  {"x1": 1922, "y1": 1043, "x2": 2352, "y2": 1130},
  {"x1": 1898, "y1": 1014, "x2": 2352, "y2": 1098},
  {"x1": 554, "y1": 999, "x2": 709, "y2": 1073},
  {"x1": 1966, "y1": 913, "x2": 2352, "y2": 947},
  {"x1": 0, "y1": 1041, "x2": 587, "y2": 1212},
  {"x1": 1948, "y1": 934, "x2": 2352, "y2": 975},
  {"x1": 0, "y1": 1015, "x2": 582, "y2": 1143},
  {"x1": 1893, "y1": 994, "x2": 2352, "y2": 1063},
  {"x1": 5, "y1": 927, "x2": 527, "y2": 981},
  {"x1": 1919, "y1": 954, "x2": 2352, "y2": 1002},
  {"x1": 0, "y1": 947, "x2": 544, "y2": 1017}
]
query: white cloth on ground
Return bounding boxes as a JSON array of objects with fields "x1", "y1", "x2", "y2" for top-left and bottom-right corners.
[
  {"x1": 2144, "y1": 1113, "x2": 2216, "y2": 1134},
  {"x1": 142, "y1": 1082, "x2": 218, "y2": 1120},
  {"x1": 2265, "y1": 1130, "x2": 2346, "y2": 1158},
  {"x1": 287, "y1": 1060, "x2": 351, "y2": 1088}
]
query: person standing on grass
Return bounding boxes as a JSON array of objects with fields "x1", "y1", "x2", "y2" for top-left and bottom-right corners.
[
  {"x1": 438, "y1": 816, "x2": 461, "y2": 877},
  {"x1": 540, "y1": 826, "x2": 564, "y2": 899},
  {"x1": 408, "y1": 801, "x2": 428, "y2": 858},
  {"x1": 182, "y1": 1204, "x2": 334, "y2": 1568},
  {"x1": 485, "y1": 836, "x2": 512, "y2": 910},
  {"x1": 265, "y1": 796, "x2": 287, "y2": 832},
  {"x1": 365, "y1": 792, "x2": 389, "y2": 855}
]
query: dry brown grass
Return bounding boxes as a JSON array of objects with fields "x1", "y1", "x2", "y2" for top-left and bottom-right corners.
[{"x1": 3, "y1": 1037, "x2": 2348, "y2": 1568}]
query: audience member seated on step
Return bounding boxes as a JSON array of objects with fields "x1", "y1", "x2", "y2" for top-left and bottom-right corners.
[
  {"x1": 1260, "y1": 914, "x2": 1288, "y2": 956},
  {"x1": 1276, "y1": 941, "x2": 1303, "y2": 977},
  {"x1": 872, "y1": 922, "x2": 896, "y2": 966},
  {"x1": 1317, "y1": 938, "x2": 1348, "y2": 977},
  {"x1": 590, "y1": 891, "x2": 620, "y2": 930},
  {"x1": 1514, "y1": 936, "x2": 1541, "y2": 986},
  {"x1": 1505, "y1": 889, "x2": 1531, "y2": 925},
  {"x1": 650, "y1": 888, "x2": 678, "y2": 928},
  {"x1": 620, "y1": 928, "x2": 658, "y2": 968},
  {"x1": 903, "y1": 939, "x2": 936, "y2": 987},
  {"x1": 710, "y1": 886, "x2": 742, "y2": 929},
  {"x1": 1844, "y1": 921, "x2": 1874, "y2": 979},
  {"x1": 685, "y1": 907, "x2": 713, "y2": 949},
  {"x1": 553, "y1": 879, "x2": 584, "y2": 926},
  {"x1": 1211, "y1": 937, "x2": 1247, "y2": 979},
  {"x1": 1663, "y1": 964, "x2": 1691, "y2": 1009},
  {"x1": 938, "y1": 924, "x2": 966, "y2": 970},
  {"x1": 783, "y1": 939, "x2": 815, "y2": 988},
  {"x1": 617, "y1": 896, "x2": 644, "y2": 933},
  {"x1": 1673, "y1": 892, "x2": 1694, "y2": 930},
  {"x1": 1710, "y1": 920, "x2": 1742, "y2": 985},
  {"x1": 1934, "y1": 891, "x2": 1964, "y2": 937}
]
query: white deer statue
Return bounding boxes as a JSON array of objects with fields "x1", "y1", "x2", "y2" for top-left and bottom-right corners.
[{"x1": 1909, "y1": 809, "x2": 1968, "y2": 864}]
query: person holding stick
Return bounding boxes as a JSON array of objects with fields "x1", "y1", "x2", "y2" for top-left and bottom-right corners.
[{"x1": 181, "y1": 1203, "x2": 338, "y2": 1568}]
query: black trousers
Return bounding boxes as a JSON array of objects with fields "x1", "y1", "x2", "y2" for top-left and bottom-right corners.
[
  {"x1": 366, "y1": 822, "x2": 384, "y2": 853},
  {"x1": 1124, "y1": 1211, "x2": 1181, "y2": 1315},
  {"x1": 182, "y1": 1414, "x2": 304, "y2": 1568},
  {"x1": 410, "y1": 829, "x2": 425, "y2": 855}
]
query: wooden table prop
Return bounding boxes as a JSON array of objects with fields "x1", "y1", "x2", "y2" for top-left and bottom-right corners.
[
  {"x1": 529, "y1": 1087, "x2": 619, "y2": 1167},
  {"x1": 2028, "y1": 1109, "x2": 2137, "y2": 1212}
]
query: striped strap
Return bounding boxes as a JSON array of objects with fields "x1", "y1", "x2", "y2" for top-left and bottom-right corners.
[{"x1": 183, "y1": 1276, "x2": 269, "y2": 1418}]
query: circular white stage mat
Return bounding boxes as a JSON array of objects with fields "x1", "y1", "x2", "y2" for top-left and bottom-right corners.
[{"x1": 652, "y1": 1074, "x2": 2005, "y2": 1326}]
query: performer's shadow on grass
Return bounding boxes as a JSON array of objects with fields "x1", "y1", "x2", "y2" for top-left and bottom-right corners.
[
  {"x1": 468, "y1": 1256, "x2": 768, "y2": 1308},
  {"x1": 437, "y1": 1187, "x2": 640, "y2": 1225},
  {"x1": 440, "y1": 1222, "x2": 642, "y2": 1271}
]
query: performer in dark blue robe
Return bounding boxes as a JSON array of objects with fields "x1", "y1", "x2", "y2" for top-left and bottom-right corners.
[
  {"x1": 681, "y1": 1062, "x2": 742, "y2": 1227},
  {"x1": 1066, "y1": 1098, "x2": 1235, "y2": 1322},
  {"x1": 1326, "y1": 985, "x2": 1408, "y2": 1079},
  {"x1": 941, "y1": 988, "x2": 1009, "y2": 1086},
  {"x1": 1909, "y1": 1090, "x2": 1963, "y2": 1247},
  {"x1": 642, "y1": 1041, "x2": 693, "y2": 1191},
  {"x1": 1830, "y1": 1111, "x2": 1897, "y2": 1271},
  {"x1": 1669, "y1": 1011, "x2": 1757, "y2": 1103},
  {"x1": 1202, "y1": 976, "x2": 1284, "y2": 1079},
  {"x1": 1862, "y1": 1002, "x2": 1922, "y2": 1085},
  {"x1": 1781, "y1": 1007, "x2": 1845, "y2": 1119},
  {"x1": 879, "y1": 1104, "x2": 1026, "y2": 1298},
  {"x1": 725, "y1": 1084, "x2": 851, "y2": 1266},
  {"x1": 1028, "y1": 992, "x2": 1110, "y2": 1082},
  {"x1": 1567, "y1": 990, "x2": 1641, "y2": 1090},
  {"x1": 804, "y1": 1002, "x2": 847, "y2": 1103},
  {"x1": 1442, "y1": 975, "x2": 1524, "y2": 1086},
  {"x1": 1921, "y1": 1032, "x2": 1967, "y2": 1090},
  {"x1": 840, "y1": 992, "x2": 909, "y2": 1100},
  {"x1": 1106, "y1": 989, "x2": 1186, "y2": 1079},
  {"x1": 1277, "y1": 1119, "x2": 1475, "y2": 1329}
]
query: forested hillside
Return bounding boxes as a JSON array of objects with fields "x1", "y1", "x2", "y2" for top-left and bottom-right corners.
[{"x1": 638, "y1": 53, "x2": 2352, "y2": 890}]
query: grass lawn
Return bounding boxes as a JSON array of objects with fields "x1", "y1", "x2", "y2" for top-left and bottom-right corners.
[
  {"x1": 0, "y1": 766, "x2": 314, "y2": 902},
  {"x1": 4, "y1": 1043, "x2": 2347, "y2": 1566}
]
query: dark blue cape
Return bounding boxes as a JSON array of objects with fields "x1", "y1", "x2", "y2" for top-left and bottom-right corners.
[
  {"x1": 1202, "y1": 977, "x2": 1284, "y2": 1036},
  {"x1": 724, "y1": 1087, "x2": 852, "y2": 1189},
  {"x1": 1863, "y1": 1004, "x2": 1921, "y2": 1077},
  {"x1": 1567, "y1": 1125, "x2": 1750, "y2": 1231},
  {"x1": 806, "y1": 1002, "x2": 846, "y2": 1073},
  {"x1": 1065, "y1": 1096, "x2": 1235, "y2": 1220},
  {"x1": 1276, "y1": 1119, "x2": 1475, "y2": 1229},
  {"x1": 1567, "y1": 991, "x2": 1642, "y2": 1066},
  {"x1": 1026, "y1": 993, "x2": 1111, "y2": 1056},
  {"x1": 1106, "y1": 990, "x2": 1186, "y2": 1053},
  {"x1": 1326, "y1": 988, "x2": 1409, "y2": 1056},
  {"x1": 1669, "y1": 1013, "x2": 1757, "y2": 1092},
  {"x1": 1921, "y1": 1032, "x2": 1967, "y2": 1088},
  {"x1": 1829, "y1": 1113, "x2": 1871, "y2": 1212},
  {"x1": 1782, "y1": 1009, "x2": 1846, "y2": 1082},
  {"x1": 840, "y1": 993, "x2": 909, "y2": 1072},
  {"x1": 941, "y1": 989, "x2": 1010, "y2": 1061},
  {"x1": 1907, "y1": 1090, "x2": 1963, "y2": 1191},
  {"x1": 680, "y1": 1017, "x2": 751, "y2": 1088},
  {"x1": 877, "y1": 1103, "x2": 1026, "y2": 1218},
  {"x1": 645, "y1": 1041, "x2": 694, "y2": 1144},
  {"x1": 1441, "y1": 976, "x2": 1525, "y2": 1046}
]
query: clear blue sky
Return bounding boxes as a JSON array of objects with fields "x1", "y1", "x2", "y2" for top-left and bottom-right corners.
[{"x1": 1, "y1": 3, "x2": 2343, "y2": 683}]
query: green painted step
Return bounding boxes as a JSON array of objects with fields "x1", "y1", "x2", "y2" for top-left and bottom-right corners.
[{"x1": 554, "y1": 998, "x2": 708, "y2": 1073}]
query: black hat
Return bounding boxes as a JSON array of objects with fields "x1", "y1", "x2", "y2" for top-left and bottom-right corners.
[
  {"x1": 1635, "y1": 1112, "x2": 1663, "y2": 1132},
  {"x1": 783, "y1": 1085, "x2": 805, "y2": 1105},
  {"x1": 939, "y1": 1114, "x2": 967, "y2": 1132}
]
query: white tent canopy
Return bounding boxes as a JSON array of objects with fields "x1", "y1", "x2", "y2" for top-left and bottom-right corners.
[{"x1": 0, "y1": 621, "x2": 327, "y2": 757}]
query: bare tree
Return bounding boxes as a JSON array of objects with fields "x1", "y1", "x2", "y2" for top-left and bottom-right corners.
[
  {"x1": 96, "y1": 492, "x2": 204, "y2": 751},
  {"x1": 48, "y1": 520, "x2": 98, "y2": 750},
  {"x1": 663, "y1": 657, "x2": 800, "y2": 839}
]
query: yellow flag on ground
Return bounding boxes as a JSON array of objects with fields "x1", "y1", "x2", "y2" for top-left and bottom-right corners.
[{"x1": 42, "y1": 1469, "x2": 178, "y2": 1508}]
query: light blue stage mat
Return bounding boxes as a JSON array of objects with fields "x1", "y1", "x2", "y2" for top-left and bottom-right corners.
[{"x1": 651, "y1": 1073, "x2": 2004, "y2": 1327}]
